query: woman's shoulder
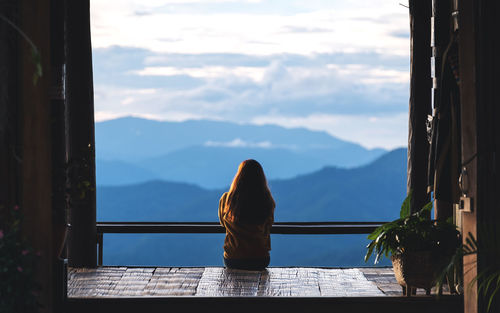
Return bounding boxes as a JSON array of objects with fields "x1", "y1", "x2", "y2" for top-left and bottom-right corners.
[{"x1": 219, "y1": 192, "x2": 229, "y2": 209}]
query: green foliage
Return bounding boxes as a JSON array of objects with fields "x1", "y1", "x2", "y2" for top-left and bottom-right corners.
[
  {"x1": 0, "y1": 205, "x2": 40, "y2": 313},
  {"x1": 365, "y1": 193, "x2": 460, "y2": 265},
  {"x1": 463, "y1": 226, "x2": 500, "y2": 312},
  {"x1": 31, "y1": 48, "x2": 43, "y2": 86},
  {"x1": 399, "y1": 189, "x2": 411, "y2": 218},
  {"x1": 66, "y1": 156, "x2": 95, "y2": 202}
]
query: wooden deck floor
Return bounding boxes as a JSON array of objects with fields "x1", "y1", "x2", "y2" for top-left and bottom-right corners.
[
  {"x1": 68, "y1": 267, "x2": 408, "y2": 298},
  {"x1": 67, "y1": 267, "x2": 464, "y2": 313}
]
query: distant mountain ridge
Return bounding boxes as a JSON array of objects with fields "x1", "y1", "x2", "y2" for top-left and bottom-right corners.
[
  {"x1": 95, "y1": 117, "x2": 386, "y2": 188},
  {"x1": 98, "y1": 148, "x2": 407, "y2": 222}
]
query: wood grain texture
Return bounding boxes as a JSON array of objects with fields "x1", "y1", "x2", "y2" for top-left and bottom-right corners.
[{"x1": 69, "y1": 267, "x2": 388, "y2": 298}]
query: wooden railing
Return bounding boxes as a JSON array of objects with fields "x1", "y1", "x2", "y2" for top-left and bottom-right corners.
[{"x1": 96, "y1": 221, "x2": 385, "y2": 266}]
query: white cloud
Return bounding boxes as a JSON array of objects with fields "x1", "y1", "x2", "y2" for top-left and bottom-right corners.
[
  {"x1": 94, "y1": 111, "x2": 164, "y2": 122},
  {"x1": 134, "y1": 66, "x2": 267, "y2": 82},
  {"x1": 132, "y1": 62, "x2": 409, "y2": 88},
  {"x1": 93, "y1": 56, "x2": 410, "y2": 149},
  {"x1": 204, "y1": 138, "x2": 273, "y2": 148},
  {"x1": 91, "y1": 0, "x2": 409, "y2": 56}
]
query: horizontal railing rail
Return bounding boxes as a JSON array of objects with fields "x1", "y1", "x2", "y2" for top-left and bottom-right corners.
[{"x1": 96, "y1": 221, "x2": 386, "y2": 266}]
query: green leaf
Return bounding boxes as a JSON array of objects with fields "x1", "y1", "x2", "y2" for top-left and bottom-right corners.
[
  {"x1": 487, "y1": 282, "x2": 500, "y2": 312},
  {"x1": 421, "y1": 201, "x2": 433, "y2": 214},
  {"x1": 400, "y1": 190, "x2": 412, "y2": 218},
  {"x1": 365, "y1": 243, "x2": 375, "y2": 263},
  {"x1": 367, "y1": 227, "x2": 383, "y2": 240}
]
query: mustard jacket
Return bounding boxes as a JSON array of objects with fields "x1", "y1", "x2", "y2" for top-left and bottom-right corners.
[{"x1": 218, "y1": 192, "x2": 274, "y2": 259}]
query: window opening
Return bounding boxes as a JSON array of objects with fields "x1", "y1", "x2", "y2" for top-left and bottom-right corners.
[{"x1": 90, "y1": 0, "x2": 410, "y2": 267}]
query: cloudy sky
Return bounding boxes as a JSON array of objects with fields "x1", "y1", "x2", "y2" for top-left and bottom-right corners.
[{"x1": 90, "y1": 0, "x2": 411, "y2": 149}]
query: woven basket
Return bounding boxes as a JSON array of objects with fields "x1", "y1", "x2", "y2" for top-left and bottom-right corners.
[{"x1": 391, "y1": 251, "x2": 437, "y2": 294}]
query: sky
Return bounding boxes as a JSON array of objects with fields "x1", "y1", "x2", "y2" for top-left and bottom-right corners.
[{"x1": 90, "y1": 0, "x2": 411, "y2": 149}]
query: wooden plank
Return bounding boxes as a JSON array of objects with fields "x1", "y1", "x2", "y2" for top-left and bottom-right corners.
[
  {"x1": 318, "y1": 268, "x2": 383, "y2": 297},
  {"x1": 146, "y1": 267, "x2": 203, "y2": 296},
  {"x1": 67, "y1": 295, "x2": 464, "y2": 313},
  {"x1": 67, "y1": 267, "x2": 127, "y2": 298},
  {"x1": 257, "y1": 268, "x2": 303, "y2": 297},
  {"x1": 360, "y1": 268, "x2": 402, "y2": 296},
  {"x1": 69, "y1": 267, "x2": 389, "y2": 298},
  {"x1": 111, "y1": 268, "x2": 154, "y2": 296},
  {"x1": 196, "y1": 267, "x2": 261, "y2": 296}
]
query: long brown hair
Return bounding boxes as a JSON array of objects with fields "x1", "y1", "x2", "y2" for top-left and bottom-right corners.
[{"x1": 225, "y1": 159, "x2": 275, "y2": 224}]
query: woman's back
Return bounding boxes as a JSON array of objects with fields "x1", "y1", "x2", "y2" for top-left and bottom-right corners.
[{"x1": 218, "y1": 159, "x2": 275, "y2": 270}]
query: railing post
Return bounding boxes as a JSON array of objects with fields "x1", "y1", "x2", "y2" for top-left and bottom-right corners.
[{"x1": 98, "y1": 233, "x2": 103, "y2": 267}]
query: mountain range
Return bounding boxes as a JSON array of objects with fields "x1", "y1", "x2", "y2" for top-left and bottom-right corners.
[
  {"x1": 95, "y1": 117, "x2": 386, "y2": 188},
  {"x1": 97, "y1": 147, "x2": 407, "y2": 267}
]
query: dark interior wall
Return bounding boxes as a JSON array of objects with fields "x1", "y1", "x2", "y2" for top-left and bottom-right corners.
[
  {"x1": 0, "y1": 0, "x2": 56, "y2": 311},
  {"x1": 459, "y1": 0, "x2": 500, "y2": 312},
  {"x1": 475, "y1": 0, "x2": 500, "y2": 312},
  {"x1": 0, "y1": 0, "x2": 22, "y2": 228},
  {"x1": 457, "y1": 1, "x2": 478, "y2": 313}
]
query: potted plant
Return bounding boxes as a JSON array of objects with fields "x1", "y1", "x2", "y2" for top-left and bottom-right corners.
[{"x1": 365, "y1": 192, "x2": 461, "y2": 296}]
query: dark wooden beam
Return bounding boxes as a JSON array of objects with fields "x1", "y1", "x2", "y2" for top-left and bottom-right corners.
[
  {"x1": 67, "y1": 296, "x2": 463, "y2": 313},
  {"x1": 96, "y1": 222, "x2": 384, "y2": 235},
  {"x1": 408, "y1": 0, "x2": 432, "y2": 213},
  {"x1": 457, "y1": 1, "x2": 478, "y2": 312},
  {"x1": 0, "y1": 0, "x2": 22, "y2": 228},
  {"x1": 19, "y1": 0, "x2": 54, "y2": 311},
  {"x1": 431, "y1": 0, "x2": 454, "y2": 221},
  {"x1": 50, "y1": 0, "x2": 68, "y2": 310},
  {"x1": 50, "y1": 0, "x2": 67, "y2": 244},
  {"x1": 65, "y1": 0, "x2": 97, "y2": 268},
  {"x1": 474, "y1": 0, "x2": 500, "y2": 312}
]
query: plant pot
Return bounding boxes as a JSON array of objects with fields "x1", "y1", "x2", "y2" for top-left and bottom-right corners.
[{"x1": 391, "y1": 251, "x2": 437, "y2": 296}]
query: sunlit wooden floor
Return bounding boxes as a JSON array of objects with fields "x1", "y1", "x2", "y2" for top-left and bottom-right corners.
[
  {"x1": 67, "y1": 267, "x2": 463, "y2": 313},
  {"x1": 68, "y1": 267, "x2": 407, "y2": 298}
]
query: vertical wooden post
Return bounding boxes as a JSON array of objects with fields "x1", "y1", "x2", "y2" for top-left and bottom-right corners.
[
  {"x1": 0, "y1": 0, "x2": 22, "y2": 225},
  {"x1": 457, "y1": 1, "x2": 478, "y2": 312},
  {"x1": 50, "y1": 0, "x2": 67, "y2": 245},
  {"x1": 408, "y1": 0, "x2": 432, "y2": 213},
  {"x1": 65, "y1": 0, "x2": 97, "y2": 268},
  {"x1": 19, "y1": 0, "x2": 54, "y2": 311},
  {"x1": 50, "y1": 0, "x2": 68, "y2": 310},
  {"x1": 456, "y1": 0, "x2": 500, "y2": 312},
  {"x1": 472, "y1": 1, "x2": 500, "y2": 312},
  {"x1": 431, "y1": 0, "x2": 454, "y2": 220}
]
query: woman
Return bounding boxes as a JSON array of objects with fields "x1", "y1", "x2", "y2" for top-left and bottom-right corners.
[{"x1": 218, "y1": 159, "x2": 275, "y2": 270}]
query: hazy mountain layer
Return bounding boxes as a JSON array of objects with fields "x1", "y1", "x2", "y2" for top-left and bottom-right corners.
[{"x1": 95, "y1": 117, "x2": 386, "y2": 188}]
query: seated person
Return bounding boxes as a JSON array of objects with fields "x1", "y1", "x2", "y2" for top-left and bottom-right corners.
[{"x1": 218, "y1": 159, "x2": 275, "y2": 270}]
